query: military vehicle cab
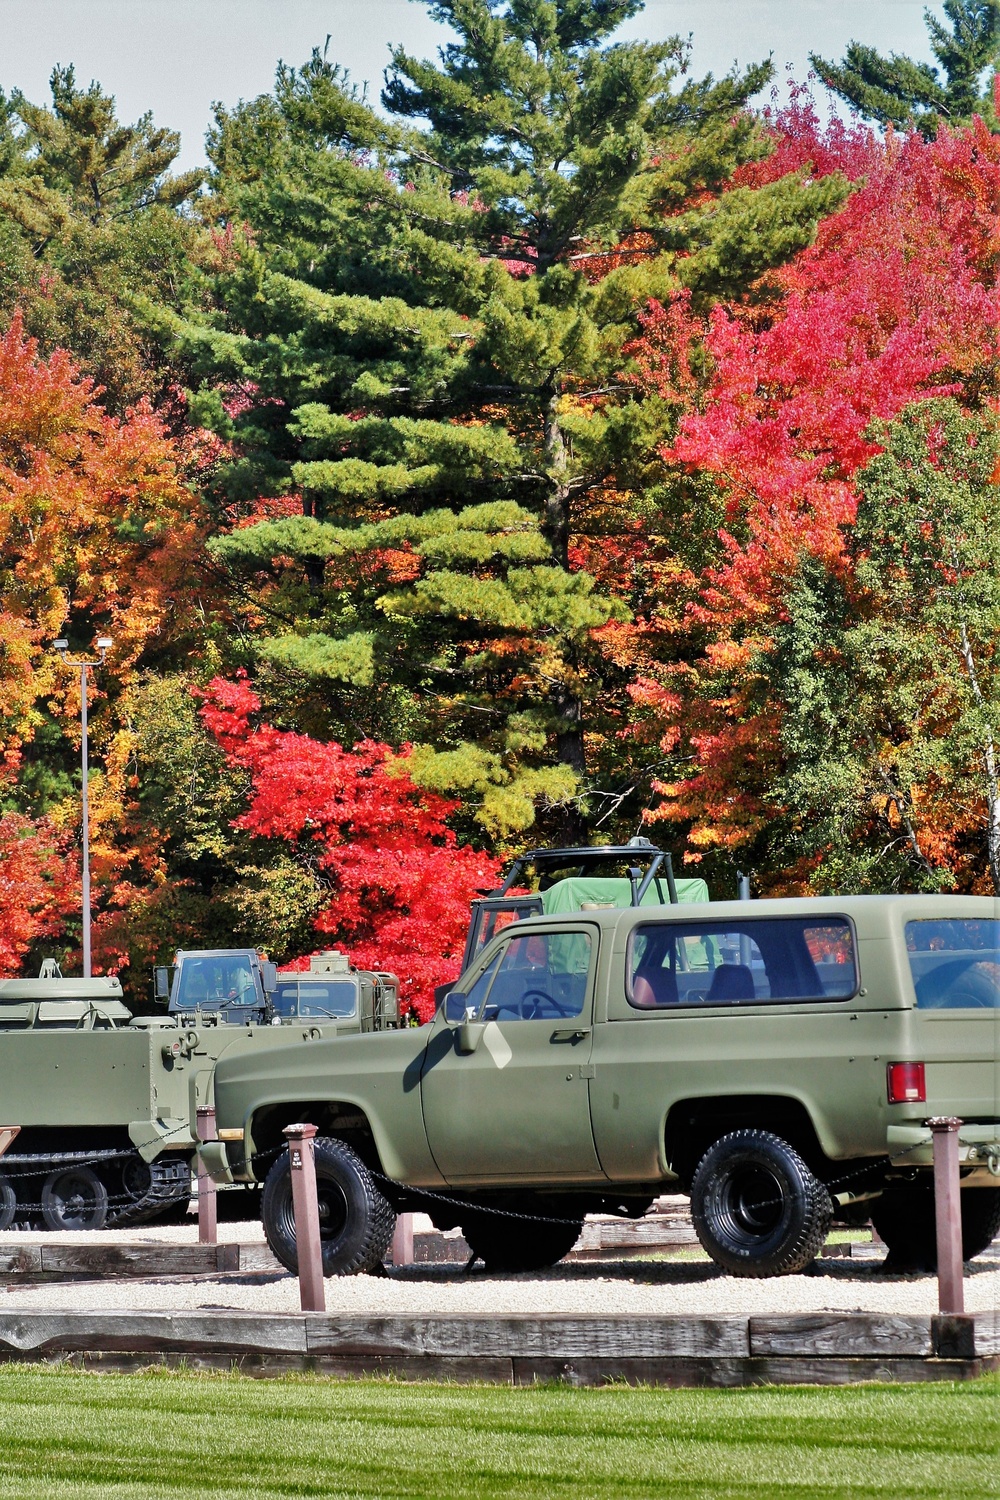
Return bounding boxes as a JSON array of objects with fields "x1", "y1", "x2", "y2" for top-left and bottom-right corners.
[
  {"x1": 156, "y1": 948, "x2": 400, "y2": 1033},
  {"x1": 272, "y1": 951, "x2": 400, "y2": 1033}
]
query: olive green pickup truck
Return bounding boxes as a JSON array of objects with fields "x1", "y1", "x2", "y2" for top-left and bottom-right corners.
[{"x1": 204, "y1": 894, "x2": 1000, "y2": 1278}]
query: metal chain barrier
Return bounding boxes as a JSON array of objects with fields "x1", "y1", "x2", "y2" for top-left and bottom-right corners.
[{"x1": 244, "y1": 1132, "x2": 942, "y2": 1229}]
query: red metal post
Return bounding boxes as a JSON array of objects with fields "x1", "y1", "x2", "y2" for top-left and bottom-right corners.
[
  {"x1": 196, "y1": 1105, "x2": 218, "y2": 1246},
  {"x1": 928, "y1": 1116, "x2": 964, "y2": 1315},
  {"x1": 282, "y1": 1123, "x2": 326, "y2": 1313},
  {"x1": 391, "y1": 1211, "x2": 413, "y2": 1267}
]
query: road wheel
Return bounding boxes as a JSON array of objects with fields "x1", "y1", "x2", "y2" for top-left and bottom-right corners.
[
  {"x1": 0, "y1": 1174, "x2": 15, "y2": 1231},
  {"x1": 461, "y1": 1213, "x2": 582, "y2": 1272},
  {"x1": 108, "y1": 1155, "x2": 191, "y2": 1228},
  {"x1": 690, "y1": 1129, "x2": 832, "y2": 1277},
  {"x1": 41, "y1": 1166, "x2": 108, "y2": 1231},
  {"x1": 261, "y1": 1136, "x2": 395, "y2": 1277},
  {"x1": 872, "y1": 1184, "x2": 1000, "y2": 1270}
]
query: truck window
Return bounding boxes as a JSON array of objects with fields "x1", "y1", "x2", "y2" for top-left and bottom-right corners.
[
  {"x1": 627, "y1": 918, "x2": 857, "y2": 1008},
  {"x1": 905, "y1": 919, "x2": 1000, "y2": 1008},
  {"x1": 469, "y1": 930, "x2": 593, "y2": 1022}
]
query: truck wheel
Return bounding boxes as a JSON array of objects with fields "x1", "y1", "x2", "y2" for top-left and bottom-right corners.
[
  {"x1": 871, "y1": 1184, "x2": 1000, "y2": 1270},
  {"x1": 41, "y1": 1166, "x2": 109, "y2": 1231},
  {"x1": 0, "y1": 1175, "x2": 14, "y2": 1232},
  {"x1": 690, "y1": 1130, "x2": 832, "y2": 1277},
  {"x1": 261, "y1": 1136, "x2": 395, "y2": 1277},
  {"x1": 461, "y1": 1214, "x2": 582, "y2": 1272}
]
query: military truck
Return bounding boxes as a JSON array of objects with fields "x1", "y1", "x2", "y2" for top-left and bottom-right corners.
[
  {"x1": 202, "y1": 893, "x2": 1000, "y2": 1278},
  {"x1": 0, "y1": 950, "x2": 399, "y2": 1231},
  {"x1": 157, "y1": 947, "x2": 399, "y2": 1032}
]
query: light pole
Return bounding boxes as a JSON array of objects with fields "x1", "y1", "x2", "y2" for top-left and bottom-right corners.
[{"x1": 52, "y1": 637, "x2": 113, "y2": 978}]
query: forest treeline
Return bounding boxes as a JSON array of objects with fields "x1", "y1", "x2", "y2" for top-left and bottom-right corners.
[{"x1": 1, "y1": 0, "x2": 999, "y2": 1011}]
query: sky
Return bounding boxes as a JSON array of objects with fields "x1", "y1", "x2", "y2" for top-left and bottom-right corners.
[{"x1": 0, "y1": 1, "x2": 942, "y2": 168}]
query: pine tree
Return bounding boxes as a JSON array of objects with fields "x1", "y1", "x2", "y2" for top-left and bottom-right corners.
[
  {"x1": 811, "y1": 0, "x2": 1000, "y2": 137},
  {"x1": 174, "y1": 3, "x2": 846, "y2": 841},
  {"x1": 0, "y1": 68, "x2": 206, "y2": 409}
]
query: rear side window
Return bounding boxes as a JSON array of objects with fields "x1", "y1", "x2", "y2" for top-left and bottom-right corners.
[
  {"x1": 627, "y1": 918, "x2": 857, "y2": 1009},
  {"x1": 906, "y1": 920, "x2": 1000, "y2": 1009}
]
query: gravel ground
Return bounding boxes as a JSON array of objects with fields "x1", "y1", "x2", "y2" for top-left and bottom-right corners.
[{"x1": 1, "y1": 1223, "x2": 998, "y2": 1318}]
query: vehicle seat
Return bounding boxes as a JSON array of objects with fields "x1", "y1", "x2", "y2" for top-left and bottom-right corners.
[
  {"x1": 705, "y1": 963, "x2": 756, "y2": 1002},
  {"x1": 631, "y1": 966, "x2": 678, "y2": 1008}
]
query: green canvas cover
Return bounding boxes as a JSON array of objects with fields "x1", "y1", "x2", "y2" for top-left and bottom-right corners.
[{"x1": 540, "y1": 875, "x2": 709, "y2": 915}]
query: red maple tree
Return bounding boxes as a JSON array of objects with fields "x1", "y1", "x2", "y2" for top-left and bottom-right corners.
[
  {"x1": 0, "y1": 814, "x2": 78, "y2": 973},
  {"x1": 197, "y1": 676, "x2": 502, "y2": 1019},
  {"x1": 627, "y1": 96, "x2": 1000, "y2": 880}
]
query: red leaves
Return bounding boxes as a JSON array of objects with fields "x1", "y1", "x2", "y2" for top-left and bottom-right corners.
[
  {"x1": 0, "y1": 814, "x2": 78, "y2": 973},
  {"x1": 629, "y1": 101, "x2": 1000, "y2": 869},
  {"x1": 197, "y1": 677, "x2": 501, "y2": 1019}
]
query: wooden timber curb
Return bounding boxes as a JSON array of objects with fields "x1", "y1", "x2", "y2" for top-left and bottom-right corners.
[
  {"x1": 0, "y1": 1227, "x2": 866, "y2": 1280},
  {"x1": 0, "y1": 1311, "x2": 995, "y2": 1386}
]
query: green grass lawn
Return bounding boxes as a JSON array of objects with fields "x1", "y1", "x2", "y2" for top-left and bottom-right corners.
[{"x1": 0, "y1": 1365, "x2": 995, "y2": 1500}]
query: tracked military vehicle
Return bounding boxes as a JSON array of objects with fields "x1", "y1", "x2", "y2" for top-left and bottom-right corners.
[{"x1": 0, "y1": 950, "x2": 399, "y2": 1232}]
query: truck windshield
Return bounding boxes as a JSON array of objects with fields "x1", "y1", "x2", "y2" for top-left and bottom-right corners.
[
  {"x1": 172, "y1": 956, "x2": 258, "y2": 1013},
  {"x1": 905, "y1": 920, "x2": 1000, "y2": 1008},
  {"x1": 271, "y1": 980, "x2": 357, "y2": 1019}
]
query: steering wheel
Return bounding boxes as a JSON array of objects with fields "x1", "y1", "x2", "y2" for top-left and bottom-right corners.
[{"x1": 520, "y1": 988, "x2": 577, "y2": 1020}]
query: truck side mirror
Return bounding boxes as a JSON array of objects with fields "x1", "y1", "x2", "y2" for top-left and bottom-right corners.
[
  {"x1": 260, "y1": 961, "x2": 278, "y2": 994},
  {"x1": 443, "y1": 991, "x2": 467, "y2": 1024},
  {"x1": 153, "y1": 967, "x2": 171, "y2": 1004}
]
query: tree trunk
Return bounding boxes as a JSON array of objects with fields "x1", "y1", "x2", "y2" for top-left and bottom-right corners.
[
  {"x1": 543, "y1": 389, "x2": 571, "y2": 569},
  {"x1": 957, "y1": 619, "x2": 1000, "y2": 895}
]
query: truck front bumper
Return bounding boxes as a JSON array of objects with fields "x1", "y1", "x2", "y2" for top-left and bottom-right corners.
[{"x1": 887, "y1": 1123, "x2": 1000, "y2": 1176}]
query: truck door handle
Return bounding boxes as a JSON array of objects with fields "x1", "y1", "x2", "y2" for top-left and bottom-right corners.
[{"x1": 551, "y1": 1028, "x2": 591, "y2": 1042}]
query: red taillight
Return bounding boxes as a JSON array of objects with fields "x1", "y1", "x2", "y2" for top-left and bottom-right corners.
[{"x1": 887, "y1": 1061, "x2": 926, "y2": 1104}]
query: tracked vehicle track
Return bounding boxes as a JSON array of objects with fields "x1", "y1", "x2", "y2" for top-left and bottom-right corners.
[{"x1": 0, "y1": 1148, "x2": 191, "y2": 1229}]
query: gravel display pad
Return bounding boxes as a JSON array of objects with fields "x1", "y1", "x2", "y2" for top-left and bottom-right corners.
[{"x1": 0, "y1": 1223, "x2": 997, "y2": 1317}]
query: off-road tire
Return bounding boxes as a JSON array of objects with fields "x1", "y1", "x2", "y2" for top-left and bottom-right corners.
[
  {"x1": 261, "y1": 1135, "x2": 395, "y2": 1277},
  {"x1": 461, "y1": 1213, "x2": 583, "y2": 1272},
  {"x1": 690, "y1": 1129, "x2": 833, "y2": 1278},
  {"x1": 872, "y1": 1183, "x2": 1000, "y2": 1271}
]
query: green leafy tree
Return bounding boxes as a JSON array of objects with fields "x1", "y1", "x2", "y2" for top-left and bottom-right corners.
[
  {"x1": 174, "y1": 2, "x2": 845, "y2": 841},
  {"x1": 811, "y1": 1, "x2": 1000, "y2": 137},
  {"x1": 774, "y1": 400, "x2": 1000, "y2": 893},
  {"x1": 0, "y1": 68, "x2": 207, "y2": 409}
]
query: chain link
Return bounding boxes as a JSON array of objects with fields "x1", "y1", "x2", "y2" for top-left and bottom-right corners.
[{"x1": 245, "y1": 1132, "x2": 944, "y2": 1228}]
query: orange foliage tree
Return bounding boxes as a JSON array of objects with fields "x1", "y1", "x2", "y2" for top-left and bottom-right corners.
[{"x1": 0, "y1": 313, "x2": 208, "y2": 971}]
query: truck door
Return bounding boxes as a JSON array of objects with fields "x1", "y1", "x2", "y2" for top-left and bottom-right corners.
[{"x1": 420, "y1": 925, "x2": 603, "y2": 1183}]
